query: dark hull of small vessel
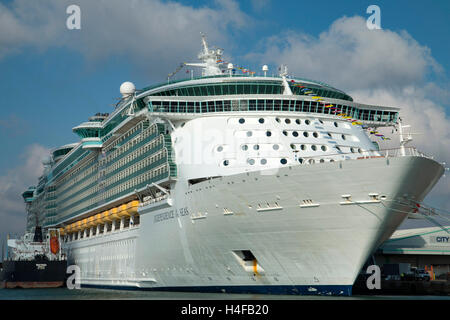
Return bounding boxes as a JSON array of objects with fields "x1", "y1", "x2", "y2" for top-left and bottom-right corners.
[{"x1": 0, "y1": 258, "x2": 67, "y2": 289}]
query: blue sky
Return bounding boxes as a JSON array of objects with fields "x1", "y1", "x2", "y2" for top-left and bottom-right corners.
[{"x1": 0, "y1": 0, "x2": 449, "y2": 236}]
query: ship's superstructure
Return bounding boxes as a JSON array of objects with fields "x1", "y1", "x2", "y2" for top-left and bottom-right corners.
[
  {"x1": 22, "y1": 35, "x2": 444, "y2": 295},
  {"x1": 1, "y1": 227, "x2": 67, "y2": 288}
]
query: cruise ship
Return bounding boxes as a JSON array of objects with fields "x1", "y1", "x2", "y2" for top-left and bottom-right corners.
[{"x1": 22, "y1": 35, "x2": 444, "y2": 295}]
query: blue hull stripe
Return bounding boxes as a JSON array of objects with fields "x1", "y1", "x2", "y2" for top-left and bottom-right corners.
[{"x1": 80, "y1": 284, "x2": 353, "y2": 296}]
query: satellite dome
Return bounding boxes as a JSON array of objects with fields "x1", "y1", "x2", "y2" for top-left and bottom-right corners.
[{"x1": 120, "y1": 81, "x2": 136, "y2": 98}]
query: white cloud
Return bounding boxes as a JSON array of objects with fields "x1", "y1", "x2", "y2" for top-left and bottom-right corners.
[
  {"x1": 350, "y1": 87, "x2": 450, "y2": 208},
  {"x1": 250, "y1": 0, "x2": 271, "y2": 12},
  {"x1": 249, "y1": 16, "x2": 442, "y2": 91},
  {"x1": 250, "y1": 15, "x2": 450, "y2": 212},
  {"x1": 0, "y1": 0, "x2": 250, "y2": 76},
  {"x1": 0, "y1": 144, "x2": 50, "y2": 237}
]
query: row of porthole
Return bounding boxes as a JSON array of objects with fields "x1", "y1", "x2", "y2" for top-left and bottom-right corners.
[
  {"x1": 217, "y1": 144, "x2": 280, "y2": 152},
  {"x1": 283, "y1": 130, "x2": 319, "y2": 138},
  {"x1": 223, "y1": 158, "x2": 288, "y2": 166},
  {"x1": 298, "y1": 158, "x2": 335, "y2": 164},
  {"x1": 335, "y1": 146, "x2": 364, "y2": 153},
  {"x1": 239, "y1": 118, "x2": 265, "y2": 124},
  {"x1": 240, "y1": 130, "x2": 347, "y2": 140},
  {"x1": 283, "y1": 130, "x2": 348, "y2": 140},
  {"x1": 241, "y1": 144, "x2": 280, "y2": 151},
  {"x1": 277, "y1": 118, "x2": 312, "y2": 125},
  {"x1": 238, "y1": 117, "x2": 337, "y2": 127},
  {"x1": 291, "y1": 144, "x2": 327, "y2": 152},
  {"x1": 276, "y1": 117, "x2": 339, "y2": 128}
]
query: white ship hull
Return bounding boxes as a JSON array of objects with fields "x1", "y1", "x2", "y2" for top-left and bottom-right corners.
[{"x1": 65, "y1": 155, "x2": 443, "y2": 295}]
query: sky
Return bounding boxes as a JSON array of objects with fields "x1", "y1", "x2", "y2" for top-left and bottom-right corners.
[{"x1": 0, "y1": 0, "x2": 449, "y2": 240}]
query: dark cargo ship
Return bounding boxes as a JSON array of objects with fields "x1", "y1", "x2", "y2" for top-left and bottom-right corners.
[{"x1": 0, "y1": 227, "x2": 67, "y2": 289}]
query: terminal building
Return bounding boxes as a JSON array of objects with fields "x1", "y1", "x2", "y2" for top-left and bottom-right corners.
[{"x1": 375, "y1": 225, "x2": 450, "y2": 278}]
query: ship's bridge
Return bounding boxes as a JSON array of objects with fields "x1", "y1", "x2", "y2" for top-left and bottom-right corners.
[
  {"x1": 72, "y1": 120, "x2": 103, "y2": 149},
  {"x1": 142, "y1": 74, "x2": 353, "y2": 102},
  {"x1": 51, "y1": 143, "x2": 78, "y2": 163},
  {"x1": 22, "y1": 186, "x2": 36, "y2": 203}
]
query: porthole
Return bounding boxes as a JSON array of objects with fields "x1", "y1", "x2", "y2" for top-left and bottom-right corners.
[
  {"x1": 318, "y1": 119, "x2": 324, "y2": 124},
  {"x1": 247, "y1": 131, "x2": 253, "y2": 137},
  {"x1": 313, "y1": 132, "x2": 319, "y2": 138},
  {"x1": 248, "y1": 159, "x2": 255, "y2": 165},
  {"x1": 285, "y1": 118, "x2": 291, "y2": 124},
  {"x1": 282, "y1": 130, "x2": 288, "y2": 136},
  {"x1": 239, "y1": 118, "x2": 245, "y2": 124},
  {"x1": 217, "y1": 146, "x2": 223, "y2": 152},
  {"x1": 300, "y1": 144, "x2": 306, "y2": 150},
  {"x1": 305, "y1": 119, "x2": 311, "y2": 125},
  {"x1": 351, "y1": 147, "x2": 355, "y2": 153},
  {"x1": 275, "y1": 117, "x2": 280, "y2": 123},
  {"x1": 335, "y1": 146, "x2": 341, "y2": 152},
  {"x1": 358, "y1": 148, "x2": 363, "y2": 153},
  {"x1": 259, "y1": 118, "x2": 265, "y2": 124},
  {"x1": 290, "y1": 144, "x2": 296, "y2": 150},
  {"x1": 330, "y1": 159, "x2": 335, "y2": 162},
  {"x1": 260, "y1": 159, "x2": 267, "y2": 165},
  {"x1": 303, "y1": 132, "x2": 309, "y2": 138},
  {"x1": 295, "y1": 119, "x2": 301, "y2": 125},
  {"x1": 311, "y1": 145, "x2": 317, "y2": 151},
  {"x1": 273, "y1": 144, "x2": 280, "y2": 150},
  {"x1": 242, "y1": 145, "x2": 248, "y2": 151},
  {"x1": 341, "y1": 134, "x2": 346, "y2": 140},
  {"x1": 321, "y1": 145, "x2": 327, "y2": 151},
  {"x1": 253, "y1": 144, "x2": 260, "y2": 151},
  {"x1": 320, "y1": 159, "x2": 325, "y2": 163},
  {"x1": 266, "y1": 131, "x2": 272, "y2": 137},
  {"x1": 308, "y1": 159, "x2": 315, "y2": 164},
  {"x1": 292, "y1": 131, "x2": 299, "y2": 137},
  {"x1": 280, "y1": 158, "x2": 287, "y2": 165},
  {"x1": 327, "y1": 132, "x2": 332, "y2": 138},
  {"x1": 223, "y1": 160, "x2": 229, "y2": 166},
  {"x1": 298, "y1": 158, "x2": 304, "y2": 164},
  {"x1": 334, "y1": 122, "x2": 338, "y2": 127}
]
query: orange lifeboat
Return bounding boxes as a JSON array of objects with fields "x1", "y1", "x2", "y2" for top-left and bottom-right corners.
[
  {"x1": 109, "y1": 207, "x2": 120, "y2": 220},
  {"x1": 94, "y1": 213, "x2": 102, "y2": 225},
  {"x1": 126, "y1": 200, "x2": 139, "y2": 216},
  {"x1": 117, "y1": 204, "x2": 129, "y2": 218},
  {"x1": 101, "y1": 210, "x2": 112, "y2": 223},
  {"x1": 72, "y1": 221, "x2": 81, "y2": 232},
  {"x1": 87, "y1": 216, "x2": 95, "y2": 227}
]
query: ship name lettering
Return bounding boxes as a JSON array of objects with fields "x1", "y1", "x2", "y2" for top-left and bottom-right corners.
[{"x1": 154, "y1": 207, "x2": 189, "y2": 223}]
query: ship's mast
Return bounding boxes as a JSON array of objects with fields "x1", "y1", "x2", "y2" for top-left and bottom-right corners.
[
  {"x1": 397, "y1": 118, "x2": 412, "y2": 156},
  {"x1": 185, "y1": 33, "x2": 224, "y2": 76}
]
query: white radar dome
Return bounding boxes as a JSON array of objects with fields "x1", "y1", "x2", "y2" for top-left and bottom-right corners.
[{"x1": 120, "y1": 81, "x2": 136, "y2": 97}]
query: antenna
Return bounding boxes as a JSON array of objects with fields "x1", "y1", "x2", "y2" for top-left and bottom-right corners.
[
  {"x1": 227, "y1": 63, "x2": 233, "y2": 77},
  {"x1": 262, "y1": 65, "x2": 268, "y2": 77},
  {"x1": 278, "y1": 64, "x2": 288, "y2": 77},
  {"x1": 200, "y1": 32, "x2": 209, "y2": 55},
  {"x1": 185, "y1": 33, "x2": 224, "y2": 76},
  {"x1": 279, "y1": 64, "x2": 293, "y2": 95}
]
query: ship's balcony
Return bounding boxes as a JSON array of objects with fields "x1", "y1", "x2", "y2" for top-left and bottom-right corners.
[
  {"x1": 80, "y1": 137, "x2": 103, "y2": 149},
  {"x1": 72, "y1": 121, "x2": 102, "y2": 140}
]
